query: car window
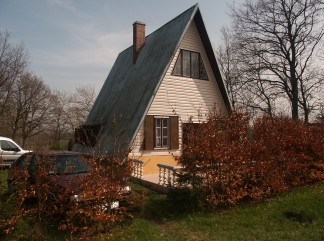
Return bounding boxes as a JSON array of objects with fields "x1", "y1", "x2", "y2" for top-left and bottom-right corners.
[
  {"x1": 0, "y1": 140, "x2": 19, "y2": 151},
  {"x1": 29, "y1": 154, "x2": 57, "y2": 174},
  {"x1": 49, "y1": 155, "x2": 90, "y2": 174}
]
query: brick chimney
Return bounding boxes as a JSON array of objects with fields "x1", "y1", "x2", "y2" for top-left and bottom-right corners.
[{"x1": 133, "y1": 21, "x2": 146, "y2": 64}]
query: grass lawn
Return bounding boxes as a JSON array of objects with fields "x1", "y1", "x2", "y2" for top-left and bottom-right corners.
[
  {"x1": 1, "y1": 169, "x2": 323, "y2": 241},
  {"x1": 104, "y1": 184, "x2": 324, "y2": 241}
]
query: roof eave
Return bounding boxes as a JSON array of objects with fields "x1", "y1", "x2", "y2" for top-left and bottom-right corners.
[{"x1": 194, "y1": 9, "x2": 232, "y2": 112}]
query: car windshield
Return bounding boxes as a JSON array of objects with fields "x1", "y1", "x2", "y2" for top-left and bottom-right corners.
[{"x1": 47, "y1": 155, "x2": 91, "y2": 175}]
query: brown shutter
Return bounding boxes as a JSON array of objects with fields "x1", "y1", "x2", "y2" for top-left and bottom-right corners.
[
  {"x1": 170, "y1": 116, "x2": 179, "y2": 149},
  {"x1": 145, "y1": 115, "x2": 154, "y2": 150}
]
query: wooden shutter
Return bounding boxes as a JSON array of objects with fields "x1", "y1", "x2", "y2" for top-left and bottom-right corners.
[
  {"x1": 144, "y1": 115, "x2": 154, "y2": 150},
  {"x1": 170, "y1": 116, "x2": 179, "y2": 149}
]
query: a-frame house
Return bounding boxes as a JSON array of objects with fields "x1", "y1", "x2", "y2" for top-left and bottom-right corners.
[{"x1": 74, "y1": 4, "x2": 231, "y2": 174}]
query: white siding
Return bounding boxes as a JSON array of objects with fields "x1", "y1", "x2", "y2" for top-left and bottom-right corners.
[{"x1": 131, "y1": 21, "x2": 227, "y2": 155}]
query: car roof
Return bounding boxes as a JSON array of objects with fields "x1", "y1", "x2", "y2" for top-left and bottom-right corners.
[
  {"x1": 0, "y1": 136, "x2": 16, "y2": 141},
  {"x1": 29, "y1": 151, "x2": 82, "y2": 156},
  {"x1": 11, "y1": 151, "x2": 85, "y2": 165}
]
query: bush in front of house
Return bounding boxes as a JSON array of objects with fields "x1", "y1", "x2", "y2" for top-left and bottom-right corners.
[
  {"x1": 58, "y1": 153, "x2": 134, "y2": 237},
  {"x1": 1, "y1": 151, "x2": 134, "y2": 238},
  {"x1": 176, "y1": 112, "x2": 323, "y2": 208}
]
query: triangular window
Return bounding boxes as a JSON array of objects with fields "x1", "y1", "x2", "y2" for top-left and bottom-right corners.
[{"x1": 172, "y1": 49, "x2": 208, "y2": 80}]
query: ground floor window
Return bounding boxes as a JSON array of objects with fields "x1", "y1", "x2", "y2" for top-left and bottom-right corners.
[
  {"x1": 144, "y1": 115, "x2": 179, "y2": 150},
  {"x1": 154, "y1": 117, "x2": 169, "y2": 148}
]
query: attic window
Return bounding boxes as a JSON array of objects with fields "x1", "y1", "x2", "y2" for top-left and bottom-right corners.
[{"x1": 172, "y1": 49, "x2": 208, "y2": 80}]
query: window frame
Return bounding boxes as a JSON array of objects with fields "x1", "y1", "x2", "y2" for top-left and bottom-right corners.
[
  {"x1": 144, "y1": 115, "x2": 179, "y2": 151},
  {"x1": 154, "y1": 116, "x2": 170, "y2": 149},
  {"x1": 172, "y1": 49, "x2": 208, "y2": 80}
]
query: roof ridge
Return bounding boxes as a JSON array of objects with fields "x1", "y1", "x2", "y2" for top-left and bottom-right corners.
[
  {"x1": 146, "y1": 4, "x2": 198, "y2": 38},
  {"x1": 117, "y1": 4, "x2": 198, "y2": 58}
]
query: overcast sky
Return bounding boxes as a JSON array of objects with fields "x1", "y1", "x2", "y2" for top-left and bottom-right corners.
[{"x1": 0, "y1": 0, "x2": 243, "y2": 93}]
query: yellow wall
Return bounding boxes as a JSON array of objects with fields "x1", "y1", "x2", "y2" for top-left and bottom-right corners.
[{"x1": 134, "y1": 155, "x2": 179, "y2": 174}]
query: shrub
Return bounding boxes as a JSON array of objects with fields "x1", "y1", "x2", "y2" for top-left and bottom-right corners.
[
  {"x1": 252, "y1": 116, "x2": 320, "y2": 192},
  {"x1": 2, "y1": 151, "x2": 134, "y2": 238},
  {"x1": 59, "y1": 154, "x2": 133, "y2": 236},
  {"x1": 176, "y1": 112, "x2": 323, "y2": 208}
]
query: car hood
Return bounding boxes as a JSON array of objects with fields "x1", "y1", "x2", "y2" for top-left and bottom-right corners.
[{"x1": 48, "y1": 172, "x2": 89, "y2": 195}]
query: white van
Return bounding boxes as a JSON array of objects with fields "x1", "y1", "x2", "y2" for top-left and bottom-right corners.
[{"x1": 0, "y1": 137, "x2": 30, "y2": 167}]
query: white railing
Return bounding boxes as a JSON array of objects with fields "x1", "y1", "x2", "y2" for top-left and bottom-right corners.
[
  {"x1": 157, "y1": 164, "x2": 183, "y2": 187},
  {"x1": 132, "y1": 159, "x2": 145, "y2": 179}
]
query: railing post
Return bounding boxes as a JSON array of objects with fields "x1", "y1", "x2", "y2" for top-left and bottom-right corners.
[
  {"x1": 132, "y1": 159, "x2": 145, "y2": 179},
  {"x1": 167, "y1": 168, "x2": 171, "y2": 186},
  {"x1": 157, "y1": 164, "x2": 183, "y2": 187},
  {"x1": 172, "y1": 169, "x2": 176, "y2": 186},
  {"x1": 140, "y1": 162, "x2": 143, "y2": 178},
  {"x1": 158, "y1": 165, "x2": 162, "y2": 185},
  {"x1": 163, "y1": 167, "x2": 166, "y2": 186}
]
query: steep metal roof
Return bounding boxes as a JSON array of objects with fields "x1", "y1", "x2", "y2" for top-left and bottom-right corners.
[{"x1": 79, "y1": 4, "x2": 230, "y2": 154}]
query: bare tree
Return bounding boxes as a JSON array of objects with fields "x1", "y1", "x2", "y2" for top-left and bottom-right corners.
[
  {"x1": 217, "y1": 27, "x2": 280, "y2": 117},
  {"x1": 6, "y1": 72, "x2": 54, "y2": 147},
  {"x1": 216, "y1": 27, "x2": 243, "y2": 110},
  {"x1": 48, "y1": 91, "x2": 72, "y2": 149},
  {"x1": 0, "y1": 31, "x2": 28, "y2": 117},
  {"x1": 318, "y1": 41, "x2": 324, "y2": 60},
  {"x1": 0, "y1": 31, "x2": 96, "y2": 149},
  {"x1": 298, "y1": 67, "x2": 323, "y2": 122},
  {"x1": 67, "y1": 85, "x2": 95, "y2": 130},
  {"x1": 231, "y1": 0, "x2": 324, "y2": 120},
  {"x1": 316, "y1": 103, "x2": 324, "y2": 122},
  {"x1": 241, "y1": 60, "x2": 279, "y2": 117}
]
